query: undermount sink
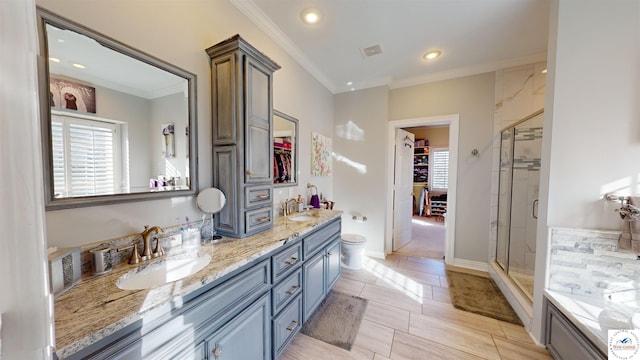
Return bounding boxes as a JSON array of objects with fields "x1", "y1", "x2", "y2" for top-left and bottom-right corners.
[
  {"x1": 116, "y1": 254, "x2": 211, "y2": 290},
  {"x1": 286, "y1": 214, "x2": 315, "y2": 222},
  {"x1": 607, "y1": 289, "x2": 640, "y2": 309}
]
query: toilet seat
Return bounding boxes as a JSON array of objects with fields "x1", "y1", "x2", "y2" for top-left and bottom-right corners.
[{"x1": 342, "y1": 234, "x2": 366, "y2": 244}]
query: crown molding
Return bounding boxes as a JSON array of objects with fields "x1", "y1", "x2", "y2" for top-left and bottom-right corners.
[
  {"x1": 390, "y1": 52, "x2": 548, "y2": 89},
  {"x1": 230, "y1": 0, "x2": 338, "y2": 93}
]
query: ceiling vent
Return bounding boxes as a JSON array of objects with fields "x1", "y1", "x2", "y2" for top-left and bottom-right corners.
[{"x1": 361, "y1": 44, "x2": 383, "y2": 58}]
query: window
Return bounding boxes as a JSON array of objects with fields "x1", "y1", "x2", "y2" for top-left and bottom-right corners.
[
  {"x1": 51, "y1": 115, "x2": 121, "y2": 198},
  {"x1": 430, "y1": 148, "x2": 449, "y2": 190}
]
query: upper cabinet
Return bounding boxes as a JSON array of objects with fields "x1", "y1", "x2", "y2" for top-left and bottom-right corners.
[{"x1": 206, "y1": 35, "x2": 280, "y2": 238}]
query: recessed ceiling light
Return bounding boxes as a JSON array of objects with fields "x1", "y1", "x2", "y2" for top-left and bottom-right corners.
[
  {"x1": 541, "y1": 68, "x2": 548, "y2": 74},
  {"x1": 301, "y1": 8, "x2": 321, "y2": 24},
  {"x1": 346, "y1": 81, "x2": 353, "y2": 86},
  {"x1": 49, "y1": 57, "x2": 60, "y2": 63},
  {"x1": 423, "y1": 50, "x2": 441, "y2": 60},
  {"x1": 72, "y1": 63, "x2": 86, "y2": 69}
]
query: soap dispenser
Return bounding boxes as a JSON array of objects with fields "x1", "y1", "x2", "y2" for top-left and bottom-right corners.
[{"x1": 297, "y1": 194, "x2": 304, "y2": 212}]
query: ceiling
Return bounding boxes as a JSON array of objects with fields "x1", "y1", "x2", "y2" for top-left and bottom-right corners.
[{"x1": 231, "y1": 0, "x2": 550, "y2": 94}]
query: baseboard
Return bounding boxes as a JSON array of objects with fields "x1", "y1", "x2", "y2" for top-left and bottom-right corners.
[
  {"x1": 451, "y1": 258, "x2": 489, "y2": 272},
  {"x1": 365, "y1": 250, "x2": 386, "y2": 259}
]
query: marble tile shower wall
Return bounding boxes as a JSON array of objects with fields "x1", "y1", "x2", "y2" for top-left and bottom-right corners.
[
  {"x1": 548, "y1": 227, "x2": 640, "y2": 296},
  {"x1": 489, "y1": 62, "x2": 546, "y2": 260}
]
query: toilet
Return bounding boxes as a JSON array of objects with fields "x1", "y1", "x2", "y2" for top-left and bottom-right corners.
[{"x1": 341, "y1": 233, "x2": 367, "y2": 270}]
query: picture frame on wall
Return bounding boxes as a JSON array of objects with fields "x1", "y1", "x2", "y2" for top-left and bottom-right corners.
[{"x1": 50, "y1": 76, "x2": 96, "y2": 113}]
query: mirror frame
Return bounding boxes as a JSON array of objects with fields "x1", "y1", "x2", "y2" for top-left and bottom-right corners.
[
  {"x1": 36, "y1": 7, "x2": 198, "y2": 210},
  {"x1": 273, "y1": 110, "x2": 299, "y2": 188}
]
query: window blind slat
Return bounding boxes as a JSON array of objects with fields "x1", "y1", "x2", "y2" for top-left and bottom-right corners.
[
  {"x1": 52, "y1": 115, "x2": 118, "y2": 197},
  {"x1": 431, "y1": 149, "x2": 449, "y2": 190}
]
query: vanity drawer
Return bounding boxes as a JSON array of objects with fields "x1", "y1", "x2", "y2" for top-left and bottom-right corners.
[
  {"x1": 303, "y1": 219, "x2": 341, "y2": 258},
  {"x1": 272, "y1": 268, "x2": 302, "y2": 314},
  {"x1": 272, "y1": 294, "x2": 302, "y2": 358},
  {"x1": 245, "y1": 185, "x2": 272, "y2": 209},
  {"x1": 272, "y1": 242, "x2": 302, "y2": 282},
  {"x1": 244, "y1": 207, "x2": 272, "y2": 235}
]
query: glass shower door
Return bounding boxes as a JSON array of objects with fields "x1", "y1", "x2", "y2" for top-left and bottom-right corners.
[
  {"x1": 495, "y1": 129, "x2": 513, "y2": 271},
  {"x1": 495, "y1": 110, "x2": 543, "y2": 302}
]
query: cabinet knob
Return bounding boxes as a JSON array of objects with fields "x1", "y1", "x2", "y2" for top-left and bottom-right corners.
[
  {"x1": 327, "y1": 251, "x2": 333, "y2": 256},
  {"x1": 212, "y1": 346, "x2": 223, "y2": 358},
  {"x1": 246, "y1": 169, "x2": 255, "y2": 175}
]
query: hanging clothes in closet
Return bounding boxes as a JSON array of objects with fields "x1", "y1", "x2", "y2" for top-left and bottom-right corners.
[{"x1": 274, "y1": 150, "x2": 292, "y2": 183}]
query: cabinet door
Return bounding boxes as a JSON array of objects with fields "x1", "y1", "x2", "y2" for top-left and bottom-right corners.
[
  {"x1": 245, "y1": 58, "x2": 272, "y2": 184},
  {"x1": 326, "y1": 239, "x2": 341, "y2": 291},
  {"x1": 213, "y1": 146, "x2": 239, "y2": 235},
  {"x1": 302, "y1": 251, "x2": 326, "y2": 323},
  {"x1": 211, "y1": 52, "x2": 238, "y2": 146},
  {"x1": 205, "y1": 293, "x2": 271, "y2": 360}
]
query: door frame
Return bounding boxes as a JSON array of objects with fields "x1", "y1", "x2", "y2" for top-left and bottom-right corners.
[{"x1": 385, "y1": 114, "x2": 459, "y2": 264}]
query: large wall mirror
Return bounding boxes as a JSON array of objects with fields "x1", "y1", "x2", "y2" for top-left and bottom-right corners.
[
  {"x1": 36, "y1": 8, "x2": 198, "y2": 209},
  {"x1": 273, "y1": 110, "x2": 298, "y2": 187}
]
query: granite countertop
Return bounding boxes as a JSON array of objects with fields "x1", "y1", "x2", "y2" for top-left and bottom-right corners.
[
  {"x1": 545, "y1": 289, "x2": 640, "y2": 355},
  {"x1": 54, "y1": 210, "x2": 342, "y2": 359}
]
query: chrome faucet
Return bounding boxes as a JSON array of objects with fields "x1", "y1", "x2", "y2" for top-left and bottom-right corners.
[
  {"x1": 141, "y1": 225, "x2": 164, "y2": 261},
  {"x1": 283, "y1": 198, "x2": 298, "y2": 216}
]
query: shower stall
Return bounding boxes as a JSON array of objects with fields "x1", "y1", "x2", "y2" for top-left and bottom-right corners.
[{"x1": 495, "y1": 109, "x2": 544, "y2": 302}]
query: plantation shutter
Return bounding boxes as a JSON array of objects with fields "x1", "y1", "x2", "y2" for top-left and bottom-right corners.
[
  {"x1": 430, "y1": 148, "x2": 449, "y2": 190},
  {"x1": 52, "y1": 115, "x2": 118, "y2": 197}
]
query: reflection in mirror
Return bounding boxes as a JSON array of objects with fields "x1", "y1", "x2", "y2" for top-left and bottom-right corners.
[
  {"x1": 273, "y1": 110, "x2": 298, "y2": 187},
  {"x1": 36, "y1": 7, "x2": 197, "y2": 209}
]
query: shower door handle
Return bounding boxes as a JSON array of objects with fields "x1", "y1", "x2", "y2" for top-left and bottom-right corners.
[{"x1": 532, "y1": 199, "x2": 539, "y2": 219}]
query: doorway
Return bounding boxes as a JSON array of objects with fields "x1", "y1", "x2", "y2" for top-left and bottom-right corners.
[{"x1": 385, "y1": 114, "x2": 459, "y2": 265}]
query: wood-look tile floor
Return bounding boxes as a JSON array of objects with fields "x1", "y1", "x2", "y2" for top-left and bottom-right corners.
[{"x1": 279, "y1": 254, "x2": 552, "y2": 360}]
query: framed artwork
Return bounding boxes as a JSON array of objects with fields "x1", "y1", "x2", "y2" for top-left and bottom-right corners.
[
  {"x1": 162, "y1": 123, "x2": 175, "y2": 158},
  {"x1": 311, "y1": 132, "x2": 331, "y2": 176},
  {"x1": 50, "y1": 76, "x2": 96, "y2": 113}
]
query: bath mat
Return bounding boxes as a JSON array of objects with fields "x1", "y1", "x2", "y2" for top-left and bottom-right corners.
[
  {"x1": 446, "y1": 270, "x2": 522, "y2": 325},
  {"x1": 300, "y1": 290, "x2": 368, "y2": 350}
]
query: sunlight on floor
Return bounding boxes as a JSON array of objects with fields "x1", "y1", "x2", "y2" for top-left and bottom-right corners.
[
  {"x1": 411, "y1": 217, "x2": 438, "y2": 227},
  {"x1": 362, "y1": 257, "x2": 424, "y2": 304}
]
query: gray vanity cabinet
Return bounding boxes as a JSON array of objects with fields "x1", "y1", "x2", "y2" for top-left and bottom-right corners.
[
  {"x1": 544, "y1": 298, "x2": 606, "y2": 360},
  {"x1": 203, "y1": 293, "x2": 271, "y2": 360},
  {"x1": 206, "y1": 35, "x2": 280, "y2": 238},
  {"x1": 302, "y1": 219, "x2": 342, "y2": 322}
]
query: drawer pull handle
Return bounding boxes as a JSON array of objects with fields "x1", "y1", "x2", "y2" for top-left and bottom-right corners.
[
  {"x1": 212, "y1": 346, "x2": 223, "y2": 358},
  {"x1": 285, "y1": 285, "x2": 299, "y2": 295},
  {"x1": 284, "y1": 256, "x2": 298, "y2": 265},
  {"x1": 286, "y1": 320, "x2": 298, "y2": 331},
  {"x1": 256, "y1": 194, "x2": 269, "y2": 199},
  {"x1": 256, "y1": 216, "x2": 269, "y2": 223}
]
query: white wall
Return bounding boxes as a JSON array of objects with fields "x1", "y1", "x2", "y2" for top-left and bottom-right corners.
[
  {"x1": 389, "y1": 73, "x2": 495, "y2": 263},
  {"x1": 545, "y1": 0, "x2": 640, "y2": 230},
  {"x1": 37, "y1": 0, "x2": 334, "y2": 248},
  {"x1": 531, "y1": 0, "x2": 640, "y2": 343},
  {"x1": 1, "y1": 1, "x2": 53, "y2": 358},
  {"x1": 334, "y1": 86, "x2": 390, "y2": 257}
]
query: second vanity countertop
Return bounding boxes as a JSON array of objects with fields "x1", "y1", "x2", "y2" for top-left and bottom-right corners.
[
  {"x1": 545, "y1": 289, "x2": 640, "y2": 355},
  {"x1": 54, "y1": 210, "x2": 343, "y2": 359}
]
